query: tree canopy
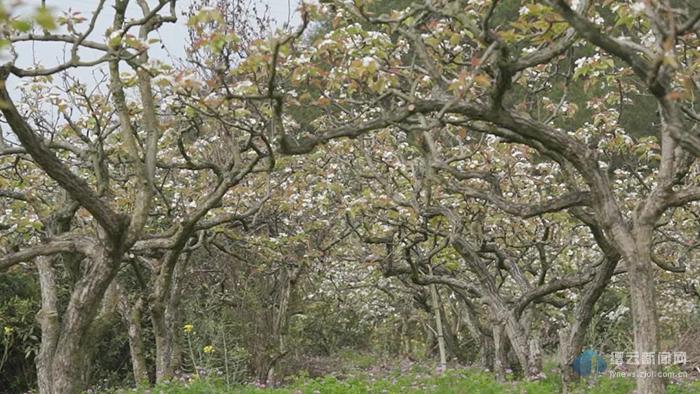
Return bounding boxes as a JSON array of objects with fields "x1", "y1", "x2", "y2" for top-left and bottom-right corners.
[{"x1": 0, "y1": 1, "x2": 698, "y2": 393}]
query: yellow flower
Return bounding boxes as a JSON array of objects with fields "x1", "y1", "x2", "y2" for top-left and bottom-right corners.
[
  {"x1": 3, "y1": 326, "x2": 12, "y2": 335},
  {"x1": 203, "y1": 345, "x2": 215, "y2": 354},
  {"x1": 183, "y1": 324, "x2": 194, "y2": 334}
]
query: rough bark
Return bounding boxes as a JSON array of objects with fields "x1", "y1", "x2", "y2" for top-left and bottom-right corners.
[
  {"x1": 118, "y1": 287, "x2": 149, "y2": 385},
  {"x1": 266, "y1": 265, "x2": 298, "y2": 385},
  {"x1": 152, "y1": 291, "x2": 178, "y2": 382},
  {"x1": 439, "y1": 305, "x2": 460, "y2": 362},
  {"x1": 35, "y1": 257, "x2": 59, "y2": 394},
  {"x1": 50, "y1": 245, "x2": 123, "y2": 394},
  {"x1": 492, "y1": 324, "x2": 508, "y2": 382},
  {"x1": 479, "y1": 334, "x2": 495, "y2": 372},
  {"x1": 152, "y1": 253, "x2": 190, "y2": 382},
  {"x1": 559, "y1": 256, "x2": 619, "y2": 384},
  {"x1": 626, "y1": 226, "x2": 664, "y2": 394},
  {"x1": 464, "y1": 304, "x2": 495, "y2": 371},
  {"x1": 151, "y1": 307, "x2": 172, "y2": 383},
  {"x1": 428, "y1": 265, "x2": 447, "y2": 372},
  {"x1": 451, "y1": 237, "x2": 541, "y2": 378},
  {"x1": 34, "y1": 198, "x2": 80, "y2": 394}
]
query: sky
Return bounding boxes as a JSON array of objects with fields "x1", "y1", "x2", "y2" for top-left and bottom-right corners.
[
  {"x1": 0, "y1": 0, "x2": 302, "y2": 140},
  {"x1": 12, "y1": 0, "x2": 302, "y2": 77}
]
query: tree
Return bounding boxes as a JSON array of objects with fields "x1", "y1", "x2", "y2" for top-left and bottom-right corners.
[
  {"x1": 279, "y1": 1, "x2": 700, "y2": 392},
  {"x1": 1, "y1": 1, "x2": 698, "y2": 392},
  {"x1": 333, "y1": 127, "x2": 621, "y2": 379},
  {"x1": 0, "y1": 0, "x2": 307, "y2": 391}
]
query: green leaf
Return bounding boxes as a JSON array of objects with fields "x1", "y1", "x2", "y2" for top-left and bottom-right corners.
[
  {"x1": 11, "y1": 19, "x2": 32, "y2": 32},
  {"x1": 34, "y1": 7, "x2": 56, "y2": 31}
]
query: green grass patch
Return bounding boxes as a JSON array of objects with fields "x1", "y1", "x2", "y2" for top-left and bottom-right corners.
[{"x1": 110, "y1": 368, "x2": 700, "y2": 394}]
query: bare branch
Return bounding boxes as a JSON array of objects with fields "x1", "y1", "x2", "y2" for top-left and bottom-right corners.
[
  {"x1": 0, "y1": 238, "x2": 85, "y2": 271},
  {"x1": 549, "y1": 0, "x2": 654, "y2": 90},
  {"x1": 0, "y1": 69, "x2": 129, "y2": 241},
  {"x1": 0, "y1": 189, "x2": 28, "y2": 201},
  {"x1": 666, "y1": 186, "x2": 700, "y2": 208}
]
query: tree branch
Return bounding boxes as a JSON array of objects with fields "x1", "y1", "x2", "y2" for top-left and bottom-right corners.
[
  {"x1": 0, "y1": 70, "x2": 129, "y2": 241},
  {"x1": 0, "y1": 238, "x2": 85, "y2": 271}
]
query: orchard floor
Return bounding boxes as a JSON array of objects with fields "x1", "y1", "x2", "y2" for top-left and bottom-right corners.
[
  {"x1": 107, "y1": 359, "x2": 700, "y2": 394},
  {"x1": 119, "y1": 373, "x2": 699, "y2": 394}
]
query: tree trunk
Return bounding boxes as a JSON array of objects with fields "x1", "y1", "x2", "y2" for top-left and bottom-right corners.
[
  {"x1": 501, "y1": 311, "x2": 539, "y2": 379},
  {"x1": 627, "y1": 254, "x2": 663, "y2": 393},
  {"x1": 611, "y1": 223, "x2": 664, "y2": 394},
  {"x1": 152, "y1": 253, "x2": 189, "y2": 382},
  {"x1": 36, "y1": 257, "x2": 59, "y2": 394},
  {"x1": 152, "y1": 293, "x2": 182, "y2": 382},
  {"x1": 118, "y1": 287, "x2": 149, "y2": 385},
  {"x1": 479, "y1": 334, "x2": 495, "y2": 372},
  {"x1": 50, "y1": 246, "x2": 122, "y2": 394},
  {"x1": 151, "y1": 302, "x2": 171, "y2": 382},
  {"x1": 493, "y1": 325, "x2": 508, "y2": 382},
  {"x1": 267, "y1": 265, "x2": 297, "y2": 386},
  {"x1": 424, "y1": 321, "x2": 435, "y2": 358},
  {"x1": 81, "y1": 282, "x2": 121, "y2": 386},
  {"x1": 528, "y1": 334, "x2": 543, "y2": 379},
  {"x1": 127, "y1": 300, "x2": 149, "y2": 385},
  {"x1": 559, "y1": 327, "x2": 572, "y2": 394},
  {"x1": 439, "y1": 303, "x2": 462, "y2": 362},
  {"x1": 559, "y1": 252, "x2": 619, "y2": 385},
  {"x1": 460, "y1": 295, "x2": 493, "y2": 370},
  {"x1": 451, "y1": 237, "x2": 539, "y2": 378},
  {"x1": 428, "y1": 279, "x2": 447, "y2": 373},
  {"x1": 521, "y1": 309, "x2": 543, "y2": 379}
]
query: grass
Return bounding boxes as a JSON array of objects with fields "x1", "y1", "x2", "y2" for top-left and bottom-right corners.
[
  {"x1": 98, "y1": 349, "x2": 700, "y2": 393},
  {"x1": 112, "y1": 366, "x2": 700, "y2": 394}
]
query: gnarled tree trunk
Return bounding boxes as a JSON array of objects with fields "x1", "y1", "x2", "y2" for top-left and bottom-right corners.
[
  {"x1": 459, "y1": 293, "x2": 493, "y2": 370},
  {"x1": 118, "y1": 287, "x2": 149, "y2": 385},
  {"x1": 35, "y1": 257, "x2": 59, "y2": 394},
  {"x1": 49, "y1": 244, "x2": 123, "y2": 394},
  {"x1": 626, "y1": 224, "x2": 663, "y2": 394},
  {"x1": 428, "y1": 273, "x2": 447, "y2": 373},
  {"x1": 152, "y1": 253, "x2": 189, "y2": 383},
  {"x1": 492, "y1": 324, "x2": 508, "y2": 382},
  {"x1": 558, "y1": 227, "x2": 619, "y2": 388},
  {"x1": 451, "y1": 237, "x2": 541, "y2": 379}
]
